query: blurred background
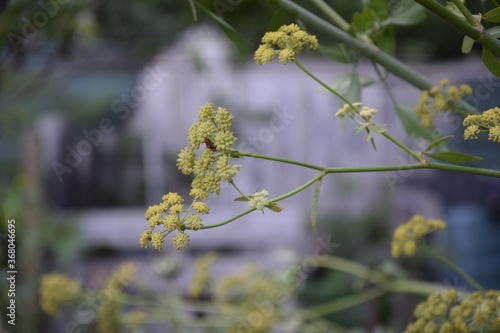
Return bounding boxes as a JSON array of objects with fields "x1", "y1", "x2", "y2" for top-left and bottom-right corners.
[{"x1": 1, "y1": 0, "x2": 500, "y2": 332}]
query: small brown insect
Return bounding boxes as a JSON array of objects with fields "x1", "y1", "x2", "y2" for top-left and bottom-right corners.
[{"x1": 203, "y1": 137, "x2": 217, "y2": 152}]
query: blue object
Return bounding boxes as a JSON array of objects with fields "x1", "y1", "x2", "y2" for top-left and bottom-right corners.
[{"x1": 445, "y1": 204, "x2": 500, "y2": 290}]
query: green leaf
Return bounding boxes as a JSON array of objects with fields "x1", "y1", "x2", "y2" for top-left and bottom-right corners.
[
  {"x1": 355, "y1": 123, "x2": 366, "y2": 134},
  {"x1": 330, "y1": 71, "x2": 362, "y2": 103},
  {"x1": 394, "y1": 103, "x2": 437, "y2": 142},
  {"x1": 483, "y1": 7, "x2": 500, "y2": 22},
  {"x1": 318, "y1": 44, "x2": 357, "y2": 64},
  {"x1": 481, "y1": 47, "x2": 500, "y2": 77},
  {"x1": 374, "y1": 24, "x2": 395, "y2": 55},
  {"x1": 461, "y1": 35, "x2": 475, "y2": 54},
  {"x1": 370, "y1": 0, "x2": 387, "y2": 12},
  {"x1": 188, "y1": 0, "x2": 197, "y2": 21},
  {"x1": 195, "y1": 2, "x2": 252, "y2": 62},
  {"x1": 425, "y1": 151, "x2": 483, "y2": 163},
  {"x1": 267, "y1": 202, "x2": 283, "y2": 213},
  {"x1": 445, "y1": 2, "x2": 465, "y2": 19},
  {"x1": 359, "y1": 74, "x2": 377, "y2": 87},
  {"x1": 233, "y1": 196, "x2": 249, "y2": 202},
  {"x1": 486, "y1": 26, "x2": 500, "y2": 38},
  {"x1": 389, "y1": 0, "x2": 427, "y2": 26},
  {"x1": 310, "y1": 176, "x2": 324, "y2": 232},
  {"x1": 423, "y1": 135, "x2": 454, "y2": 153}
]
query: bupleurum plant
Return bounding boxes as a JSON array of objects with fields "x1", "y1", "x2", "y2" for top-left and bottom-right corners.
[
  {"x1": 416, "y1": 79, "x2": 473, "y2": 128},
  {"x1": 463, "y1": 107, "x2": 500, "y2": 143},
  {"x1": 140, "y1": 102, "x2": 242, "y2": 250}
]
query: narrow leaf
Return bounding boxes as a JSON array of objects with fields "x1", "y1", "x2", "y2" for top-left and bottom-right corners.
[
  {"x1": 482, "y1": 47, "x2": 500, "y2": 77},
  {"x1": 487, "y1": 26, "x2": 500, "y2": 38},
  {"x1": 425, "y1": 151, "x2": 483, "y2": 163},
  {"x1": 394, "y1": 103, "x2": 437, "y2": 142},
  {"x1": 389, "y1": 0, "x2": 427, "y2": 25},
  {"x1": 188, "y1": 0, "x2": 197, "y2": 21},
  {"x1": 267, "y1": 202, "x2": 283, "y2": 213},
  {"x1": 195, "y1": 2, "x2": 252, "y2": 62},
  {"x1": 310, "y1": 177, "x2": 324, "y2": 232},
  {"x1": 330, "y1": 71, "x2": 362, "y2": 103},
  {"x1": 233, "y1": 196, "x2": 250, "y2": 202},
  {"x1": 483, "y1": 7, "x2": 500, "y2": 22},
  {"x1": 318, "y1": 44, "x2": 357, "y2": 64},
  {"x1": 461, "y1": 35, "x2": 475, "y2": 54},
  {"x1": 423, "y1": 135, "x2": 454, "y2": 153}
]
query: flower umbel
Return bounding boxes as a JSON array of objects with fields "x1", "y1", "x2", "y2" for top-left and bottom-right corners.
[
  {"x1": 143, "y1": 102, "x2": 241, "y2": 251},
  {"x1": 39, "y1": 274, "x2": 81, "y2": 316},
  {"x1": 248, "y1": 189, "x2": 270, "y2": 211},
  {"x1": 391, "y1": 215, "x2": 446, "y2": 258},
  {"x1": 255, "y1": 23, "x2": 318, "y2": 65},
  {"x1": 416, "y1": 79, "x2": 473, "y2": 128},
  {"x1": 404, "y1": 289, "x2": 500, "y2": 333},
  {"x1": 463, "y1": 107, "x2": 500, "y2": 143}
]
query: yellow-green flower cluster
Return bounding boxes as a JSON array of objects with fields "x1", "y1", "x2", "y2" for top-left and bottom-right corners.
[
  {"x1": 97, "y1": 300, "x2": 121, "y2": 333},
  {"x1": 189, "y1": 252, "x2": 217, "y2": 298},
  {"x1": 391, "y1": 215, "x2": 446, "y2": 258},
  {"x1": 336, "y1": 102, "x2": 378, "y2": 121},
  {"x1": 214, "y1": 266, "x2": 288, "y2": 333},
  {"x1": 416, "y1": 79, "x2": 473, "y2": 128},
  {"x1": 463, "y1": 107, "x2": 500, "y2": 143},
  {"x1": 254, "y1": 23, "x2": 318, "y2": 65},
  {"x1": 97, "y1": 262, "x2": 137, "y2": 333},
  {"x1": 39, "y1": 274, "x2": 81, "y2": 316},
  {"x1": 142, "y1": 102, "x2": 240, "y2": 251},
  {"x1": 405, "y1": 289, "x2": 500, "y2": 333},
  {"x1": 248, "y1": 189, "x2": 270, "y2": 211}
]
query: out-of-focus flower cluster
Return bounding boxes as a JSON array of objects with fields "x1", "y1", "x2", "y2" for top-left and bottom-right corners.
[
  {"x1": 463, "y1": 107, "x2": 500, "y2": 143},
  {"x1": 391, "y1": 215, "x2": 446, "y2": 258},
  {"x1": 405, "y1": 289, "x2": 500, "y2": 333},
  {"x1": 254, "y1": 23, "x2": 318, "y2": 65},
  {"x1": 40, "y1": 262, "x2": 137, "y2": 333},
  {"x1": 214, "y1": 266, "x2": 291, "y2": 333},
  {"x1": 39, "y1": 274, "x2": 81, "y2": 316},
  {"x1": 189, "y1": 252, "x2": 217, "y2": 298},
  {"x1": 141, "y1": 102, "x2": 240, "y2": 251},
  {"x1": 416, "y1": 79, "x2": 473, "y2": 128}
]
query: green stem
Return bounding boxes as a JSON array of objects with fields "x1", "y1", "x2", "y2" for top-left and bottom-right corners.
[
  {"x1": 191, "y1": 158, "x2": 500, "y2": 231},
  {"x1": 427, "y1": 161, "x2": 500, "y2": 178},
  {"x1": 310, "y1": 0, "x2": 350, "y2": 31},
  {"x1": 382, "y1": 132, "x2": 426, "y2": 163},
  {"x1": 414, "y1": 0, "x2": 500, "y2": 56},
  {"x1": 238, "y1": 151, "x2": 500, "y2": 179},
  {"x1": 420, "y1": 243, "x2": 486, "y2": 292},
  {"x1": 451, "y1": 0, "x2": 478, "y2": 26},
  {"x1": 315, "y1": 256, "x2": 450, "y2": 296},
  {"x1": 386, "y1": 279, "x2": 452, "y2": 296},
  {"x1": 192, "y1": 174, "x2": 322, "y2": 230},
  {"x1": 238, "y1": 151, "x2": 325, "y2": 171},
  {"x1": 229, "y1": 180, "x2": 250, "y2": 200},
  {"x1": 301, "y1": 288, "x2": 387, "y2": 319},
  {"x1": 293, "y1": 59, "x2": 355, "y2": 108}
]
